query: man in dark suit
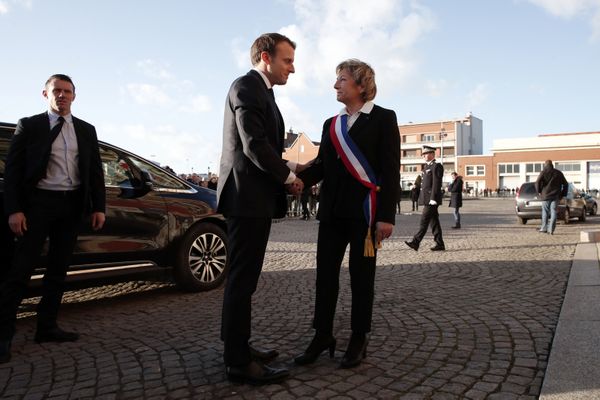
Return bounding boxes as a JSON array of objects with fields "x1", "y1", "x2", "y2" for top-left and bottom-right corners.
[
  {"x1": 0, "y1": 74, "x2": 106, "y2": 364},
  {"x1": 217, "y1": 33, "x2": 303, "y2": 385},
  {"x1": 405, "y1": 145, "x2": 446, "y2": 251}
]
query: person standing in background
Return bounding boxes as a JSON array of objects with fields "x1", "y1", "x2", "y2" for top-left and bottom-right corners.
[{"x1": 448, "y1": 172, "x2": 463, "y2": 229}]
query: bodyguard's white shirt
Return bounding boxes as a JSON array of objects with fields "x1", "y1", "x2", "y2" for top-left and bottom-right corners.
[{"x1": 37, "y1": 110, "x2": 81, "y2": 191}]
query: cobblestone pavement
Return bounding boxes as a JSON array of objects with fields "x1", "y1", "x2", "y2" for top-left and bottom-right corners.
[{"x1": 1, "y1": 198, "x2": 597, "y2": 399}]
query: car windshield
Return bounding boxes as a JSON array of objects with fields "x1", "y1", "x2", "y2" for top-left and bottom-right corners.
[{"x1": 519, "y1": 183, "x2": 536, "y2": 195}]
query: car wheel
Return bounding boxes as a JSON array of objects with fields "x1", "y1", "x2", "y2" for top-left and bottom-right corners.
[
  {"x1": 563, "y1": 208, "x2": 570, "y2": 224},
  {"x1": 579, "y1": 208, "x2": 586, "y2": 222},
  {"x1": 518, "y1": 217, "x2": 527, "y2": 225},
  {"x1": 174, "y1": 222, "x2": 228, "y2": 292},
  {"x1": 593, "y1": 204, "x2": 598, "y2": 216}
]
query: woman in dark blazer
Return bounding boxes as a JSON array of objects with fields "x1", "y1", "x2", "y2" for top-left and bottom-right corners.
[
  {"x1": 296, "y1": 59, "x2": 400, "y2": 368},
  {"x1": 448, "y1": 172, "x2": 463, "y2": 228}
]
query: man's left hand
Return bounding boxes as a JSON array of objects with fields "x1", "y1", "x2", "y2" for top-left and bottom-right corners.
[{"x1": 91, "y1": 212, "x2": 106, "y2": 231}]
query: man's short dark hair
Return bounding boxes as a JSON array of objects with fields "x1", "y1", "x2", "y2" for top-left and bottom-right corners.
[
  {"x1": 250, "y1": 33, "x2": 296, "y2": 66},
  {"x1": 45, "y1": 74, "x2": 75, "y2": 92}
]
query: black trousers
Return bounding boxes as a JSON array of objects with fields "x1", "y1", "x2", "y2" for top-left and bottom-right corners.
[
  {"x1": 221, "y1": 216, "x2": 272, "y2": 366},
  {"x1": 313, "y1": 218, "x2": 376, "y2": 335},
  {"x1": 413, "y1": 204, "x2": 444, "y2": 246},
  {"x1": 0, "y1": 189, "x2": 82, "y2": 340}
]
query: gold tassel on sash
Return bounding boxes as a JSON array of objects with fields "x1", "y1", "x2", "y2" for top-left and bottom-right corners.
[
  {"x1": 364, "y1": 226, "x2": 375, "y2": 257},
  {"x1": 364, "y1": 225, "x2": 384, "y2": 257}
]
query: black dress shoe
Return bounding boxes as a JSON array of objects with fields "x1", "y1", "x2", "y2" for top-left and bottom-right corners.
[
  {"x1": 430, "y1": 244, "x2": 446, "y2": 251},
  {"x1": 226, "y1": 360, "x2": 289, "y2": 385},
  {"x1": 404, "y1": 240, "x2": 419, "y2": 251},
  {"x1": 249, "y1": 345, "x2": 279, "y2": 362},
  {"x1": 0, "y1": 340, "x2": 11, "y2": 364},
  {"x1": 340, "y1": 333, "x2": 368, "y2": 369},
  {"x1": 294, "y1": 333, "x2": 336, "y2": 365},
  {"x1": 35, "y1": 327, "x2": 79, "y2": 343},
  {"x1": 451, "y1": 224, "x2": 461, "y2": 229}
]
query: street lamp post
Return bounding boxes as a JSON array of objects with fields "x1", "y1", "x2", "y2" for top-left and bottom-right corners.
[{"x1": 439, "y1": 124, "x2": 447, "y2": 172}]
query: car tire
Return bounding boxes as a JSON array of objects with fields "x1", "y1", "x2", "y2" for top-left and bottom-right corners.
[
  {"x1": 174, "y1": 222, "x2": 228, "y2": 292},
  {"x1": 518, "y1": 217, "x2": 527, "y2": 225},
  {"x1": 592, "y1": 204, "x2": 597, "y2": 216},
  {"x1": 563, "y1": 208, "x2": 570, "y2": 224},
  {"x1": 579, "y1": 208, "x2": 586, "y2": 222}
]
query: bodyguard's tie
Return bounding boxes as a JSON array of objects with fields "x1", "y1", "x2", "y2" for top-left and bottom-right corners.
[
  {"x1": 49, "y1": 116, "x2": 65, "y2": 144},
  {"x1": 40, "y1": 116, "x2": 65, "y2": 178}
]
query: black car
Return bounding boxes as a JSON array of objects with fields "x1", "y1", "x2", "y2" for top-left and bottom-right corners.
[
  {"x1": 582, "y1": 193, "x2": 598, "y2": 215},
  {"x1": 0, "y1": 122, "x2": 228, "y2": 293},
  {"x1": 515, "y1": 181, "x2": 587, "y2": 225}
]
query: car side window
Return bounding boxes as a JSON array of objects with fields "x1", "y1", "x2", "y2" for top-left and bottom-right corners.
[
  {"x1": 100, "y1": 147, "x2": 136, "y2": 188},
  {"x1": 0, "y1": 136, "x2": 9, "y2": 179},
  {"x1": 129, "y1": 157, "x2": 187, "y2": 190}
]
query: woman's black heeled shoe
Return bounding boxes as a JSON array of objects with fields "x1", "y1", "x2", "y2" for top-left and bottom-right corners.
[
  {"x1": 294, "y1": 334, "x2": 336, "y2": 365},
  {"x1": 340, "y1": 333, "x2": 368, "y2": 368}
]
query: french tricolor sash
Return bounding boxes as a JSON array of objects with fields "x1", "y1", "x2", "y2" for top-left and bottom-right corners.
[{"x1": 329, "y1": 114, "x2": 381, "y2": 257}]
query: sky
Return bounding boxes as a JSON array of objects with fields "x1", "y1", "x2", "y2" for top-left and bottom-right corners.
[{"x1": 1, "y1": 0, "x2": 599, "y2": 175}]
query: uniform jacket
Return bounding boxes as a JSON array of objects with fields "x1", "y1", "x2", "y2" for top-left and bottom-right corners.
[
  {"x1": 217, "y1": 70, "x2": 290, "y2": 218},
  {"x1": 418, "y1": 160, "x2": 443, "y2": 206},
  {"x1": 299, "y1": 105, "x2": 400, "y2": 224},
  {"x1": 4, "y1": 112, "x2": 105, "y2": 216}
]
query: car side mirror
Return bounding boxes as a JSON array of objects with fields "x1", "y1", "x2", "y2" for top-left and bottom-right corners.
[{"x1": 140, "y1": 170, "x2": 154, "y2": 190}]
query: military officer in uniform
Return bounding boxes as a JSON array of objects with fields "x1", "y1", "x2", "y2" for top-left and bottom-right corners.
[{"x1": 405, "y1": 145, "x2": 445, "y2": 251}]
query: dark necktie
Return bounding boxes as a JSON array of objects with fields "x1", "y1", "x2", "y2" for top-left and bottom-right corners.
[
  {"x1": 49, "y1": 116, "x2": 65, "y2": 145},
  {"x1": 39, "y1": 116, "x2": 65, "y2": 178}
]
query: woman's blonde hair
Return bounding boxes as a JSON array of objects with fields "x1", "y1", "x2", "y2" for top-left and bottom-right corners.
[{"x1": 336, "y1": 59, "x2": 377, "y2": 102}]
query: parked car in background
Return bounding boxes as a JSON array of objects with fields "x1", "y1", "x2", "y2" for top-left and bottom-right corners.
[
  {"x1": 0, "y1": 122, "x2": 228, "y2": 294},
  {"x1": 582, "y1": 193, "x2": 598, "y2": 215},
  {"x1": 515, "y1": 181, "x2": 587, "y2": 225}
]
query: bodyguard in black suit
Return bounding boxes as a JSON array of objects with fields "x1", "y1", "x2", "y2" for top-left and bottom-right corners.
[
  {"x1": 295, "y1": 59, "x2": 400, "y2": 368},
  {"x1": 0, "y1": 74, "x2": 105, "y2": 364},
  {"x1": 405, "y1": 145, "x2": 446, "y2": 251},
  {"x1": 217, "y1": 33, "x2": 303, "y2": 385}
]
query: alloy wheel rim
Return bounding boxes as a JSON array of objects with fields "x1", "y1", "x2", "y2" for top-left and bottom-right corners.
[{"x1": 188, "y1": 233, "x2": 227, "y2": 283}]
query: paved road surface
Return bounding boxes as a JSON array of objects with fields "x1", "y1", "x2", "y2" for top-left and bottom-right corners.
[{"x1": 1, "y1": 198, "x2": 596, "y2": 399}]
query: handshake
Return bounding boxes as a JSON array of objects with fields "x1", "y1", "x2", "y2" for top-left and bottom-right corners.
[{"x1": 286, "y1": 177, "x2": 304, "y2": 196}]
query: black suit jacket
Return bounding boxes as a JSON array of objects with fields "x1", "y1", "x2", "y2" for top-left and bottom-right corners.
[
  {"x1": 418, "y1": 160, "x2": 443, "y2": 205},
  {"x1": 217, "y1": 70, "x2": 290, "y2": 218},
  {"x1": 299, "y1": 105, "x2": 400, "y2": 224},
  {"x1": 4, "y1": 112, "x2": 106, "y2": 216}
]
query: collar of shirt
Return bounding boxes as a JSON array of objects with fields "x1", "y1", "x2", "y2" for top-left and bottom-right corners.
[
  {"x1": 338, "y1": 100, "x2": 375, "y2": 117},
  {"x1": 48, "y1": 110, "x2": 73, "y2": 126},
  {"x1": 253, "y1": 68, "x2": 272, "y2": 90},
  {"x1": 427, "y1": 159, "x2": 436, "y2": 166}
]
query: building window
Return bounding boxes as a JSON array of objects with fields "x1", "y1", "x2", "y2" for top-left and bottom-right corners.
[
  {"x1": 555, "y1": 162, "x2": 581, "y2": 172},
  {"x1": 526, "y1": 163, "x2": 543, "y2": 173},
  {"x1": 422, "y1": 134, "x2": 435, "y2": 142},
  {"x1": 499, "y1": 163, "x2": 520, "y2": 174},
  {"x1": 466, "y1": 165, "x2": 485, "y2": 176},
  {"x1": 299, "y1": 145, "x2": 305, "y2": 153},
  {"x1": 404, "y1": 165, "x2": 418, "y2": 172}
]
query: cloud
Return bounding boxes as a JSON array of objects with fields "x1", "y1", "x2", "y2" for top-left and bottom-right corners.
[
  {"x1": 231, "y1": 0, "x2": 435, "y2": 99},
  {"x1": 180, "y1": 94, "x2": 212, "y2": 113},
  {"x1": 99, "y1": 123, "x2": 221, "y2": 174},
  {"x1": 0, "y1": 0, "x2": 33, "y2": 14},
  {"x1": 125, "y1": 83, "x2": 172, "y2": 106},
  {"x1": 136, "y1": 59, "x2": 173, "y2": 80},
  {"x1": 426, "y1": 79, "x2": 449, "y2": 97},
  {"x1": 122, "y1": 60, "x2": 212, "y2": 114},
  {"x1": 527, "y1": 0, "x2": 600, "y2": 40},
  {"x1": 466, "y1": 83, "x2": 489, "y2": 110}
]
